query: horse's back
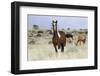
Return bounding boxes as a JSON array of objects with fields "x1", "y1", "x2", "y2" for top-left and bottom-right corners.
[{"x1": 59, "y1": 31, "x2": 66, "y2": 36}]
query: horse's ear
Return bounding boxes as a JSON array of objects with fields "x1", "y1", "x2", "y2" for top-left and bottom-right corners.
[
  {"x1": 56, "y1": 20, "x2": 58, "y2": 23},
  {"x1": 52, "y1": 20, "x2": 54, "y2": 23}
]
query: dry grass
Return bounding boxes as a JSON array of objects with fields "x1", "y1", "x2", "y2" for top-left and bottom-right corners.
[{"x1": 28, "y1": 29, "x2": 88, "y2": 61}]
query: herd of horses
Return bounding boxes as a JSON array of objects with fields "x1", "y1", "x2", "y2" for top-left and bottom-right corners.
[{"x1": 52, "y1": 20, "x2": 87, "y2": 53}]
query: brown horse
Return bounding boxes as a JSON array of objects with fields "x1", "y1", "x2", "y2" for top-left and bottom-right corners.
[
  {"x1": 52, "y1": 20, "x2": 66, "y2": 53},
  {"x1": 66, "y1": 33, "x2": 73, "y2": 43},
  {"x1": 66, "y1": 33, "x2": 73, "y2": 39},
  {"x1": 76, "y1": 33, "x2": 86, "y2": 46}
]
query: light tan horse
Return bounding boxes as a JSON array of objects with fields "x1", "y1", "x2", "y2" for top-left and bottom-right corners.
[{"x1": 76, "y1": 33, "x2": 86, "y2": 46}]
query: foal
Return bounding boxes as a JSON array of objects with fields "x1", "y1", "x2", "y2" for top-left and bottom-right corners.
[
  {"x1": 76, "y1": 33, "x2": 86, "y2": 46},
  {"x1": 52, "y1": 20, "x2": 66, "y2": 53}
]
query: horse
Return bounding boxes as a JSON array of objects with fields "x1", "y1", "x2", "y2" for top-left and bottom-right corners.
[
  {"x1": 76, "y1": 33, "x2": 86, "y2": 46},
  {"x1": 66, "y1": 33, "x2": 73, "y2": 43},
  {"x1": 52, "y1": 20, "x2": 66, "y2": 53}
]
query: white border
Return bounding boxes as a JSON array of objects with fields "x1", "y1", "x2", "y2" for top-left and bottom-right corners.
[{"x1": 20, "y1": 6, "x2": 95, "y2": 70}]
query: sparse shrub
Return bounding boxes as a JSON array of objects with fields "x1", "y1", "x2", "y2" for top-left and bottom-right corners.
[
  {"x1": 36, "y1": 33, "x2": 41, "y2": 37},
  {"x1": 28, "y1": 32, "x2": 33, "y2": 37},
  {"x1": 38, "y1": 30, "x2": 44, "y2": 33},
  {"x1": 67, "y1": 28, "x2": 70, "y2": 30},
  {"x1": 49, "y1": 30, "x2": 53, "y2": 35},
  {"x1": 33, "y1": 25, "x2": 39, "y2": 29},
  {"x1": 46, "y1": 30, "x2": 53, "y2": 35},
  {"x1": 32, "y1": 30, "x2": 36, "y2": 33},
  {"x1": 78, "y1": 32, "x2": 84, "y2": 34},
  {"x1": 48, "y1": 41, "x2": 52, "y2": 44},
  {"x1": 28, "y1": 39, "x2": 35, "y2": 44},
  {"x1": 85, "y1": 31, "x2": 88, "y2": 34}
]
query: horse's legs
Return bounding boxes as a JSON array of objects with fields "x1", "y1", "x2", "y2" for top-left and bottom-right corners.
[
  {"x1": 69, "y1": 38, "x2": 72, "y2": 43},
  {"x1": 72, "y1": 36, "x2": 73, "y2": 40},
  {"x1": 83, "y1": 39, "x2": 86, "y2": 44},
  {"x1": 61, "y1": 44, "x2": 64, "y2": 52},
  {"x1": 58, "y1": 45, "x2": 60, "y2": 49},
  {"x1": 70, "y1": 37, "x2": 73, "y2": 43},
  {"x1": 54, "y1": 45, "x2": 58, "y2": 53},
  {"x1": 76, "y1": 40, "x2": 79, "y2": 46},
  {"x1": 80, "y1": 41, "x2": 81, "y2": 45}
]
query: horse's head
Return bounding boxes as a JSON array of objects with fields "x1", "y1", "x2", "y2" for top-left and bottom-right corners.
[{"x1": 52, "y1": 20, "x2": 58, "y2": 31}]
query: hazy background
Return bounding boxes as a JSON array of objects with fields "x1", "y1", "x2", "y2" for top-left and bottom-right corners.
[{"x1": 28, "y1": 15, "x2": 88, "y2": 30}]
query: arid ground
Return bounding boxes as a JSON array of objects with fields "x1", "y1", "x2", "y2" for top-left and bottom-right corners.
[{"x1": 28, "y1": 29, "x2": 88, "y2": 61}]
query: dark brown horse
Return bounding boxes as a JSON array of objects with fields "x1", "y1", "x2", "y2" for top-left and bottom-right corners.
[
  {"x1": 52, "y1": 20, "x2": 66, "y2": 53},
  {"x1": 66, "y1": 33, "x2": 73, "y2": 43},
  {"x1": 66, "y1": 33, "x2": 73, "y2": 40}
]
